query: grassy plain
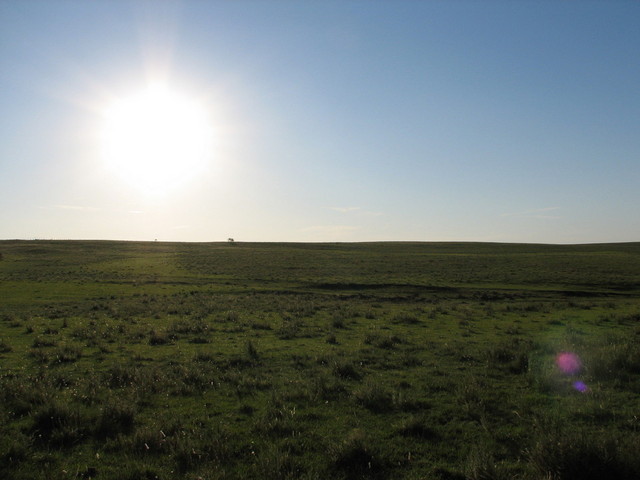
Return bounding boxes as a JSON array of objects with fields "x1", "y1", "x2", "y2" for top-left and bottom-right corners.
[{"x1": 1, "y1": 240, "x2": 640, "y2": 479}]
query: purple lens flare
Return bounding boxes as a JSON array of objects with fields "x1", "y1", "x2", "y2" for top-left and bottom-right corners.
[
  {"x1": 573, "y1": 381, "x2": 589, "y2": 393},
  {"x1": 555, "y1": 352, "x2": 582, "y2": 375},
  {"x1": 555, "y1": 352, "x2": 590, "y2": 393}
]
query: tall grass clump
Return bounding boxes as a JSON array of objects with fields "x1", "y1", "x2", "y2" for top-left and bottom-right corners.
[
  {"x1": 0, "y1": 339, "x2": 11, "y2": 353},
  {"x1": 0, "y1": 375, "x2": 51, "y2": 417},
  {"x1": 583, "y1": 334, "x2": 640, "y2": 383},
  {"x1": 527, "y1": 430, "x2": 640, "y2": 480},
  {"x1": 277, "y1": 314, "x2": 304, "y2": 340},
  {"x1": 332, "y1": 359, "x2": 362, "y2": 380},
  {"x1": 30, "y1": 401, "x2": 87, "y2": 448},
  {"x1": 353, "y1": 382, "x2": 395, "y2": 413},
  {"x1": 94, "y1": 398, "x2": 137, "y2": 439},
  {"x1": 250, "y1": 444, "x2": 306, "y2": 480},
  {"x1": 395, "y1": 414, "x2": 438, "y2": 440},
  {"x1": 392, "y1": 313, "x2": 421, "y2": 325},
  {"x1": 464, "y1": 445, "x2": 510, "y2": 480},
  {"x1": 486, "y1": 338, "x2": 531, "y2": 374},
  {"x1": 329, "y1": 429, "x2": 390, "y2": 480},
  {"x1": 148, "y1": 329, "x2": 170, "y2": 346},
  {"x1": 245, "y1": 340, "x2": 260, "y2": 361}
]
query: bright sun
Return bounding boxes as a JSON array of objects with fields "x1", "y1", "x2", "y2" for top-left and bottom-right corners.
[{"x1": 101, "y1": 84, "x2": 212, "y2": 196}]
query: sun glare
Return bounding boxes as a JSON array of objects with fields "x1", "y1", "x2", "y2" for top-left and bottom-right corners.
[{"x1": 101, "y1": 84, "x2": 213, "y2": 196}]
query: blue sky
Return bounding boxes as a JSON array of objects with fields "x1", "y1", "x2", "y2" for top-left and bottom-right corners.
[{"x1": 1, "y1": 0, "x2": 638, "y2": 243}]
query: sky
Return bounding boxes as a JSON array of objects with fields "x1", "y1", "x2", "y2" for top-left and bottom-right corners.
[{"x1": 1, "y1": 0, "x2": 638, "y2": 244}]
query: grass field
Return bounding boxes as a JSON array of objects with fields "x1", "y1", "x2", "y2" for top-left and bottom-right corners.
[{"x1": 1, "y1": 240, "x2": 640, "y2": 479}]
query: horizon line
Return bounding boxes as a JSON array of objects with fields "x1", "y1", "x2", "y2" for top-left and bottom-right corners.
[{"x1": 1, "y1": 238, "x2": 639, "y2": 247}]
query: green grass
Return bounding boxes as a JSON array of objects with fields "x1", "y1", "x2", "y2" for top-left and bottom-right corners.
[{"x1": 0, "y1": 240, "x2": 639, "y2": 479}]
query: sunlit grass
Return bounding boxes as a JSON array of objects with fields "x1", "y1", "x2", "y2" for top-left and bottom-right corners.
[{"x1": 0, "y1": 240, "x2": 639, "y2": 478}]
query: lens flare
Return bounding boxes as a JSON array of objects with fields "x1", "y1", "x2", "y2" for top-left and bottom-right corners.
[
  {"x1": 555, "y1": 352, "x2": 589, "y2": 393},
  {"x1": 573, "y1": 381, "x2": 589, "y2": 393},
  {"x1": 555, "y1": 352, "x2": 582, "y2": 375}
]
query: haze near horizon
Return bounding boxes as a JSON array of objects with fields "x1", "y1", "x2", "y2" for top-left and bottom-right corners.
[{"x1": 1, "y1": 1, "x2": 638, "y2": 244}]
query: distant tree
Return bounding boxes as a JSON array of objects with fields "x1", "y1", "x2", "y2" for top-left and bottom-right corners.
[{"x1": 228, "y1": 238, "x2": 235, "y2": 244}]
